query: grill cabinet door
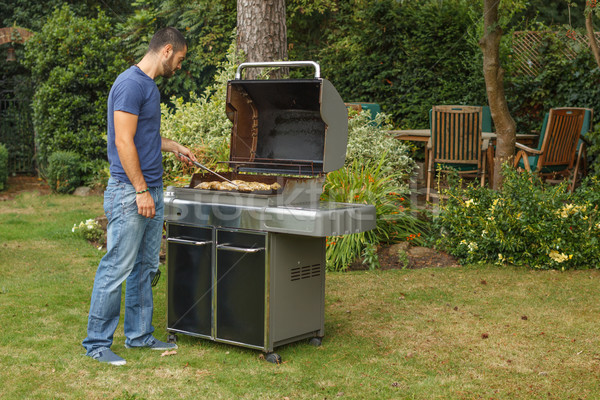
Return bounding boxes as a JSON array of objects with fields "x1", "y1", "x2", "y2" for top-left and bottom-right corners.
[
  {"x1": 167, "y1": 225, "x2": 213, "y2": 337},
  {"x1": 215, "y1": 229, "x2": 266, "y2": 348}
]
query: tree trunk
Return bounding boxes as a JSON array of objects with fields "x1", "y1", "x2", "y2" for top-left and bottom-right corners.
[
  {"x1": 237, "y1": 0, "x2": 288, "y2": 79},
  {"x1": 585, "y1": 13, "x2": 600, "y2": 69},
  {"x1": 479, "y1": 0, "x2": 517, "y2": 189}
]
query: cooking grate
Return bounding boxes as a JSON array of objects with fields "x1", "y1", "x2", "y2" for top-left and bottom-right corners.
[{"x1": 225, "y1": 158, "x2": 323, "y2": 176}]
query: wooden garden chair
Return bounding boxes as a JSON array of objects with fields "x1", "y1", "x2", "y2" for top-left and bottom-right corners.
[
  {"x1": 513, "y1": 108, "x2": 586, "y2": 192},
  {"x1": 426, "y1": 105, "x2": 488, "y2": 201},
  {"x1": 553, "y1": 107, "x2": 593, "y2": 178},
  {"x1": 429, "y1": 105, "x2": 493, "y2": 133}
]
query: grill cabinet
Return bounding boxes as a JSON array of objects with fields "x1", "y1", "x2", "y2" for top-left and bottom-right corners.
[{"x1": 164, "y1": 62, "x2": 376, "y2": 362}]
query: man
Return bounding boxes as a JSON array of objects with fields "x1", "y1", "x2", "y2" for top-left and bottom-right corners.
[{"x1": 82, "y1": 27, "x2": 197, "y2": 366}]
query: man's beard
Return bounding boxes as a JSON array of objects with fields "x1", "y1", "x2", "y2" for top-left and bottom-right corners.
[{"x1": 162, "y1": 58, "x2": 175, "y2": 79}]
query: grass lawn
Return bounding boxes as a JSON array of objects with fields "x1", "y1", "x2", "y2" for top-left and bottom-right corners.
[{"x1": 1, "y1": 192, "x2": 600, "y2": 399}]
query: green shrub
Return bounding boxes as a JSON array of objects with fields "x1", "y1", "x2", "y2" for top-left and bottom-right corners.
[
  {"x1": 0, "y1": 143, "x2": 8, "y2": 191},
  {"x1": 321, "y1": 155, "x2": 428, "y2": 271},
  {"x1": 47, "y1": 151, "x2": 81, "y2": 194},
  {"x1": 433, "y1": 165, "x2": 600, "y2": 269},
  {"x1": 23, "y1": 5, "x2": 129, "y2": 168},
  {"x1": 586, "y1": 123, "x2": 600, "y2": 178},
  {"x1": 572, "y1": 175, "x2": 600, "y2": 207},
  {"x1": 80, "y1": 159, "x2": 110, "y2": 189}
]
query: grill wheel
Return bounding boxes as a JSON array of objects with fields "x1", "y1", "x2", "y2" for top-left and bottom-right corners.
[{"x1": 265, "y1": 352, "x2": 282, "y2": 364}]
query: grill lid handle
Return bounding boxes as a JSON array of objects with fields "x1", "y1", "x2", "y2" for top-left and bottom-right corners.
[{"x1": 234, "y1": 61, "x2": 321, "y2": 80}]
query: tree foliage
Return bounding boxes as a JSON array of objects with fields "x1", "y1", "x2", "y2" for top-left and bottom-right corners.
[
  {"x1": 289, "y1": 0, "x2": 489, "y2": 128},
  {"x1": 516, "y1": 0, "x2": 586, "y2": 27},
  {"x1": 6, "y1": 0, "x2": 600, "y2": 180},
  {"x1": 120, "y1": 0, "x2": 237, "y2": 103},
  {"x1": 0, "y1": 0, "x2": 132, "y2": 30}
]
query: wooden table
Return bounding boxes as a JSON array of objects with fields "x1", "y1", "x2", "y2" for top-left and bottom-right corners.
[
  {"x1": 389, "y1": 129, "x2": 539, "y2": 145},
  {"x1": 389, "y1": 129, "x2": 540, "y2": 187}
]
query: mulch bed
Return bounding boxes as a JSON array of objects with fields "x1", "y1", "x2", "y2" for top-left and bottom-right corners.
[
  {"x1": 349, "y1": 243, "x2": 459, "y2": 271},
  {"x1": 1, "y1": 175, "x2": 51, "y2": 201}
]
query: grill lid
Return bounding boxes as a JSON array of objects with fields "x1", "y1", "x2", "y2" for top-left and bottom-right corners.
[{"x1": 225, "y1": 61, "x2": 348, "y2": 176}]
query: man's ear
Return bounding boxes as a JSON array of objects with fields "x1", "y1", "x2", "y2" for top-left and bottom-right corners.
[{"x1": 162, "y1": 44, "x2": 173, "y2": 58}]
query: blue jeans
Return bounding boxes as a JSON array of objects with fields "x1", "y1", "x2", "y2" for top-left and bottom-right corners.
[{"x1": 82, "y1": 177, "x2": 164, "y2": 356}]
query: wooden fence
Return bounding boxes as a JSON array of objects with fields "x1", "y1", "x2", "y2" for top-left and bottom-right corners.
[{"x1": 512, "y1": 30, "x2": 600, "y2": 76}]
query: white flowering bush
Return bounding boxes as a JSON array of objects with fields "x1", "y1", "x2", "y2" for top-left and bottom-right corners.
[
  {"x1": 72, "y1": 218, "x2": 104, "y2": 245},
  {"x1": 433, "y1": 165, "x2": 600, "y2": 269},
  {"x1": 346, "y1": 110, "x2": 416, "y2": 196}
]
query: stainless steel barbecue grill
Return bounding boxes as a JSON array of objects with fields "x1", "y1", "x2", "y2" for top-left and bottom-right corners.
[{"x1": 164, "y1": 61, "x2": 376, "y2": 363}]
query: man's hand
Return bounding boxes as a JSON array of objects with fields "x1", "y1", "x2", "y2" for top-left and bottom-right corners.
[
  {"x1": 136, "y1": 191, "x2": 155, "y2": 219},
  {"x1": 175, "y1": 149, "x2": 196, "y2": 166}
]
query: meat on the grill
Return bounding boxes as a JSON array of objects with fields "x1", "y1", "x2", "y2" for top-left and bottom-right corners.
[{"x1": 195, "y1": 180, "x2": 282, "y2": 192}]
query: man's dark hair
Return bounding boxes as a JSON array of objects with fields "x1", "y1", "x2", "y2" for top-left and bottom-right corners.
[{"x1": 148, "y1": 27, "x2": 187, "y2": 54}]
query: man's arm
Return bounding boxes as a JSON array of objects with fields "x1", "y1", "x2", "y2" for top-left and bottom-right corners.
[
  {"x1": 114, "y1": 110, "x2": 156, "y2": 218},
  {"x1": 161, "y1": 137, "x2": 197, "y2": 164}
]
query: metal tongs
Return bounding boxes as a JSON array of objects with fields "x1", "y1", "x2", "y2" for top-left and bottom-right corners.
[{"x1": 178, "y1": 153, "x2": 240, "y2": 189}]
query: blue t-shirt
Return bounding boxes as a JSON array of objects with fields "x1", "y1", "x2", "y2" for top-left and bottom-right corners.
[{"x1": 107, "y1": 66, "x2": 163, "y2": 187}]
